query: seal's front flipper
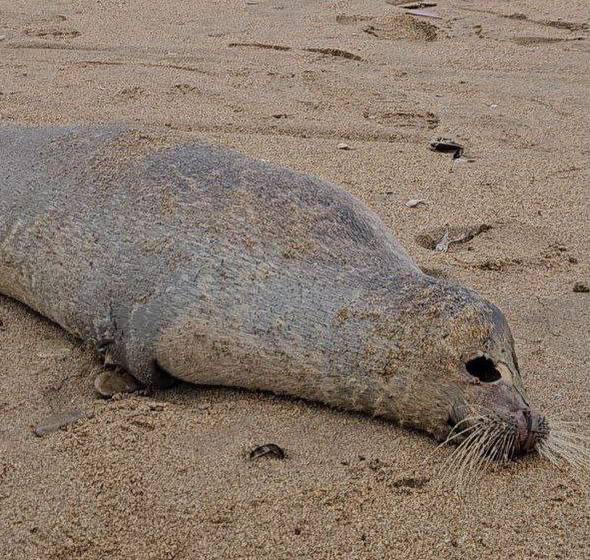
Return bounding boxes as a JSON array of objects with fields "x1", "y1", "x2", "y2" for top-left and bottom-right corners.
[
  {"x1": 96, "y1": 330, "x2": 177, "y2": 391},
  {"x1": 94, "y1": 369, "x2": 142, "y2": 398},
  {"x1": 94, "y1": 362, "x2": 177, "y2": 398}
]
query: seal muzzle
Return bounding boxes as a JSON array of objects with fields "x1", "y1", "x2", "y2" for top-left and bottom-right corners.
[{"x1": 515, "y1": 410, "x2": 547, "y2": 454}]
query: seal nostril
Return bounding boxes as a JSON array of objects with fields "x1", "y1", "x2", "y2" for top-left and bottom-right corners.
[{"x1": 465, "y1": 355, "x2": 502, "y2": 383}]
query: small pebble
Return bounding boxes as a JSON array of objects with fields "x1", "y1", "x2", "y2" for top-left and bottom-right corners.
[
  {"x1": 337, "y1": 142, "x2": 351, "y2": 150},
  {"x1": 391, "y1": 476, "x2": 429, "y2": 489},
  {"x1": 406, "y1": 198, "x2": 427, "y2": 208},
  {"x1": 249, "y1": 443, "x2": 285, "y2": 460},
  {"x1": 33, "y1": 410, "x2": 90, "y2": 437},
  {"x1": 435, "y1": 231, "x2": 450, "y2": 252},
  {"x1": 429, "y1": 137, "x2": 464, "y2": 158},
  {"x1": 573, "y1": 282, "x2": 589, "y2": 293}
]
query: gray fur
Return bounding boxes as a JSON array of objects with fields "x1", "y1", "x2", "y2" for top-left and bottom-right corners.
[{"x1": 0, "y1": 125, "x2": 532, "y2": 442}]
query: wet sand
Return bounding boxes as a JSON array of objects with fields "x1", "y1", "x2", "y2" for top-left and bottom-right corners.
[{"x1": 0, "y1": 1, "x2": 589, "y2": 558}]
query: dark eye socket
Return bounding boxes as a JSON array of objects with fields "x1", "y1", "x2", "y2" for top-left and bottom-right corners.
[{"x1": 465, "y1": 355, "x2": 502, "y2": 383}]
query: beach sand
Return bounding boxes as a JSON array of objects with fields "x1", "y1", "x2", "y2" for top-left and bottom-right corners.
[{"x1": 0, "y1": 1, "x2": 589, "y2": 558}]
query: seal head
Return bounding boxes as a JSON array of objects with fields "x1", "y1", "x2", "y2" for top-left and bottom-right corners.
[{"x1": 379, "y1": 276, "x2": 547, "y2": 458}]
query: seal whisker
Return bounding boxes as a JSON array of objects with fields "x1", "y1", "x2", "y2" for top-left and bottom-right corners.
[
  {"x1": 466, "y1": 435, "x2": 496, "y2": 482},
  {"x1": 484, "y1": 426, "x2": 509, "y2": 464},
  {"x1": 477, "y1": 425, "x2": 502, "y2": 458},
  {"x1": 489, "y1": 429, "x2": 506, "y2": 462},
  {"x1": 442, "y1": 425, "x2": 490, "y2": 487},
  {"x1": 546, "y1": 420, "x2": 587, "y2": 428},
  {"x1": 543, "y1": 446, "x2": 587, "y2": 471},
  {"x1": 462, "y1": 436, "x2": 495, "y2": 485},
  {"x1": 440, "y1": 427, "x2": 485, "y2": 480},
  {"x1": 506, "y1": 434, "x2": 516, "y2": 461},
  {"x1": 500, "y1": 431, "x2": 514, "y2": 462},
  {"x1": 438, "y1": 425, "x2": 478, "y2": 448},
  {"x1": 537, "y1": 422, "x2": 590, "y2": 471},
  {"x1": 481, "y1": 425, "x2": 508, "y2": 462},
  {"x1": 494, "y1": 425, "x2": 515, "y2": 462},
  {"x1": 460, "y1": 425, "x2": 504, "y2": 485},
  {"x1": 448, "y1": 414, "x2": 483, "y2": 433},
  {"x1": 442, "y1": 412, "x2": 518, "y2": 489},
  {"x1": 440, "y1": 415, "x2": 486, "y2": 447},
  {"x1": 545, "y1": 428, "x2": 590, "y2": 444},
  {"x1": 417, "y1": 419, "x2": 483, "y2": 470},
  {"x1": 548, "y1": 439, "x2": 589, "y2": 467},
  {"x1": 419, "y1": 414, "x2": 484, "y2": 470},
  {"x1": 537, "y1": 446, "x2": 562, "y2": 468},
  {"x1": 455, "y1": 432, "x2": 488, "y2": 485},
  {"x1": 546, "y1": 438, "x2": 590, "y2": 460}
]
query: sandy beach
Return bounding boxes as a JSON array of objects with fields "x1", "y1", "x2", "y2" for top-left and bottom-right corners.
[{"x1": 0, "y1": 1, "x2": 589, "y2": 558}]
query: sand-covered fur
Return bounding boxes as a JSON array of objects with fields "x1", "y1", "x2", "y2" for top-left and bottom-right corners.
[{"x1": 0, "y1": 1, "x2": 588, "y2": 558}]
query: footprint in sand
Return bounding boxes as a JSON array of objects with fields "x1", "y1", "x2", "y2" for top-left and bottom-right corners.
[
  {"x1": 364, "y1": 15, "x2": 439, "y2": 41},
  {"x1": 363, "y1": 109, "x2": 439, "y2": 129},
  {"x1": 115, "y1": 86, "x2": 146, "y2": 101},
  {"x1": 23, "y1": 27, "x2": 80, "y2": 39},
  {"x1": 23, "y1": 15, "x2": 80, "y2": 40},
  {"x1": 335, "y1": 14, "x2": 373, "y2": 25},
  {"x1": 511, "y1": 36, "x2": 584, "y2": 46},
  {"x1": 171, "y1": 83, "x2": 199, "y2": 95},
  {"x1": 335, "y1": 13, "x2": 439, "y2": 42}
]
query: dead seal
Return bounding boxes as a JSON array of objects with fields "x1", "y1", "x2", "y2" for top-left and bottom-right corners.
[{"x1": 0, "y1": 125, "x2": 585, "y2": 469}]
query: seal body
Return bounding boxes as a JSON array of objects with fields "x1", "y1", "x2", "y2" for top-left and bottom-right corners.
[{"x1": 0, "y1": 125, "x2": 542, "y2": 450}]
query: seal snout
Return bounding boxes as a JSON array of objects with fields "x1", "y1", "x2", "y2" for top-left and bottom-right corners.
[{"x1": 514, "y1": 409, "x2": 546, "y2": 454}]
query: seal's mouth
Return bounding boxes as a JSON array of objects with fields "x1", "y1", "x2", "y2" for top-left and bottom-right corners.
[
  {"x1": 514, "y1": 410, "x2": 549, "y2": 454},
  {"x1": 445, "y1": 407, "x2": 549, "y2": 460}
]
